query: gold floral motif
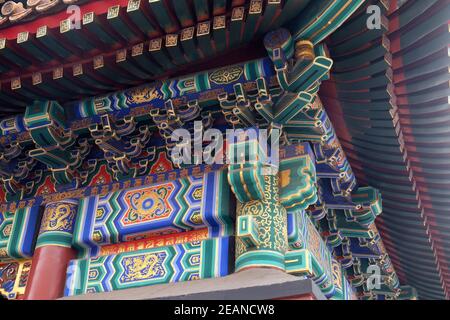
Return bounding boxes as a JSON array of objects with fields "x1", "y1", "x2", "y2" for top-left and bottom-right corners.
[
  {"x1": 2, "y1": 224, "x2": 12, "y2": 237},
  {"x1": 209, "y1": 66, "x2": 243, "y2": 85},
  {"x1": 88, "y1": 270, "x2": 98, "y2": 280},
  {"x1": 190, "y1": 211, "x2": 203, "y2": 225},
  {"x1": 213, "y1": 16, "x2": 226, "y2": 30},
  {"x1": 181, "y1": 27, "x2": 194, "y2": 41},
  {"x1": 95, "y1": 208, "x2": 104, "y2": 219},
  {"x1": 165, "y1": 34, "x2": 178, "y2": 47},
  {"x1": 92, "y1": 231, "x2": 102, "y2": 242},
  {"x1": 197, "y1": 22, "x2": 210, "y2": 36},
  {"x1": 149, "y1": 38, "x2": 162, "y2": 51},
  {"x1": 249, "y1": 0, "x2": 263, "y2": 14},
  {"x1": 236, "y1": 176, "x2": 287, "y2": 258},
  {"x1": 231, "y1": 7, "x2": 244, "y2": 21},
  {"x1": 132, "y1": 43, "x2": 144, "y2": 56},
  {"x1": 123, "y1": 185, "x2": 172, "y2": 224},
  {"x1": 192, "y1": 187, "x2": 203, "y2": 200}
]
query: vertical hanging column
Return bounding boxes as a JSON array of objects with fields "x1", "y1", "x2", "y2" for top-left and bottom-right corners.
[
  {"x1": 235, "y1": 174, "x2": 288, "y2": 272},
  {"x1": 228, "y1": 130, "x2": 288, "y2": 272},
  {"x1": 24, "y1": 199, "x2": 78, "y2": 300},
  {"x1": 229, "y1": 136, "x2": 320, "y2": 277}
]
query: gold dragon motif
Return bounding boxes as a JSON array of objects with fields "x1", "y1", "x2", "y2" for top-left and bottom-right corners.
[
  {"x1": 122, "y1": 253, "x2": 162, "y2": 281},
  {"x1": 127, "y1": 87, "x2": 162, "y2": 104},
  {"x1": 39, "y1": 203, "x2": 76, "y2": 233}
]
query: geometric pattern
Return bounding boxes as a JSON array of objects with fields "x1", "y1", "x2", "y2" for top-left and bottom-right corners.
[
  {"x1": 97, "y1": 229, "x2": 210, "y2": 257},
  {"x1": 227, "y1": 131, "x2": 266, "y2": 203},
  {"x1": 0, "y1": 260, "x2": 32, "y2": 300},
  {"x1": 0, "y1": 212, "x2": 13, "y2": 261},
  {"x1": 329, "y1": 259, "x2": 354, "y2": 300},
  {"x1": 279, "y1": 145, "x2": 318, "y2": 211},
  {"x1": 76, "y1": 58, "x2": 274, "y2": 118},
  {"x1": 285, "y1": 210, "x2": 335, "y2": 297},
  {"x1": 64, "y1": 237, "x2": 233, "y2": 297},
  {"x1": 0, "y1": 206, "x2": 41, "y2": 262},
  {"x1": 73, "y1": 169, "x2": 234, "y2": 257}
]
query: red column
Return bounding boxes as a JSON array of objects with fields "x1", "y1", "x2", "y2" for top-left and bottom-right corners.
[
  {"x1": 23, "y1": 200, "x2": 79, "y2": 300},
  {"x1": 24, "y1": 246, "x2": 76, "y2": 300}
]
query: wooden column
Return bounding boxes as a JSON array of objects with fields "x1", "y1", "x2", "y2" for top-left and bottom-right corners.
[{"x1": 24, "y1": 200, "x2": 78, "y2": 300}]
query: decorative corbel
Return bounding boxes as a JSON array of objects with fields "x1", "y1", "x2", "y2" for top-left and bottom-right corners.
[
  {"x1": 27, "y1": 0, "x2": 60, "y2": 12},
  {"x1": 218, "y1": 84, "x2": 256, "y2": 128},
  {"x1": 351, "y1": 187, "x2": 383, "y2": 226},
  {"x1": 1, "y1": 1, "x2": 32, "y2": 23}
]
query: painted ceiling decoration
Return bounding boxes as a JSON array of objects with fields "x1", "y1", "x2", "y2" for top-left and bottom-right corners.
[
  {"x1": 0, "y1": 0, "x2": 364, "y2": 116},
  {"x1": 0, "y1": 0, "x2": 447, "y2": 301}
]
